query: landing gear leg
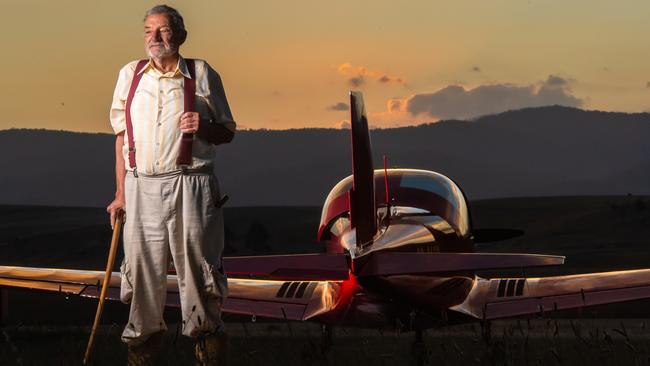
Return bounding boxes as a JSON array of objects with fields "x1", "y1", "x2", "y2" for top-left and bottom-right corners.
[
  {"x1": 412, "y1": 329, "x2": 428, "y2": 366},
  {"x1": 321, "y1": 325, "x2": 333, "y2": 355},
  {"x1": 481, "y1": 319, "x2": 492, "y2": 343}
]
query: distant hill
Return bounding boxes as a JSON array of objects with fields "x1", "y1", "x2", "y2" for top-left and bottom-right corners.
[{"x1": 1, "y1": 106, "x2": 649, "y2": 207}]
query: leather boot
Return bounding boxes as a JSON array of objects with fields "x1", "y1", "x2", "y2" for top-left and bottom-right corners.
[
  {"x1": 195, "y1": 332, "x2": 228, "y2": 366},
  {"x1": 127, "y1": 331, "x2": 164, "y2": 366}
]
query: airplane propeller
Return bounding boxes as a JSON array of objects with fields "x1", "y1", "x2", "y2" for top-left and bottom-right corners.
[{"x1": 349, "y1": 91, "x2": 377, "y2": 248}]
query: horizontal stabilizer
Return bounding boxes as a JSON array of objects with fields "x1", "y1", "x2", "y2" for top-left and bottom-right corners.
[
  {"x1": 473, "y1": 228, "x2": 525, "y2": 243},
  {"x1": 224, "y1": 253, "x2": 350, "y2": 280},
  {"x1": 451, "y1": 269, "x2": 650, "y2": 320},
  {"x1": 357, "y1": 252, "x2": 564, "y2": 277}
]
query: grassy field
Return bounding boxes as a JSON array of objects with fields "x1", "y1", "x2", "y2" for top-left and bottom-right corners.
[
  {"x1": 4, "y1": 319, "x2": 650, "y2": 365},
  {"x1": 1, "y1": 195, "x2": 650, "y2": 364}
]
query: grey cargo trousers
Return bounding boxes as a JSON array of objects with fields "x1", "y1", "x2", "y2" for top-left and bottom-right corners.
[{"x1": 120, "y1": 169, "x2": 228, "y2": 345}]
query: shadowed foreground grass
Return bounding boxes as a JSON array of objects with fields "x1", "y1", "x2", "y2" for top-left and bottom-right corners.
[
  {"x1": 2, "y1": 198, "x2": 650, "y2": 365},
  {"x1": 3, "y1": 319, "x2": 650, "y2": 365}
]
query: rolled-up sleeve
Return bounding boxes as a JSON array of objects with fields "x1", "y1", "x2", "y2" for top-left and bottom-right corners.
[
  {"x1": 204, "y1": 64, "x2": 236, "y2": 133},
  {"x1": 109, "y1": 63, "x2": 135, "y2": 135}
]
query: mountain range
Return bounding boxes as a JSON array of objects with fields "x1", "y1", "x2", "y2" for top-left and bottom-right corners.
[{"x1": 1, "y1": 105, "x2": 648, "y2": 207}]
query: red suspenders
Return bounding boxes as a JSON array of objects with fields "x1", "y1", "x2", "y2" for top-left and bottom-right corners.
[
  {"x1": 125, "y1": 59, "x2": 196, "y2": 176},
  {"x1": 178, "y1": 59, "x2": 196, "y2": 166},
  {"x1": 125, "y1": 60, "x2": 148, "y2": 174}
]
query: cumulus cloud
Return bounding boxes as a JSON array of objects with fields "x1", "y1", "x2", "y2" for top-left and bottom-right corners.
[
  {"x1": 369, "y1": 110, "x2": 435, "y2": 128},
  {"x1": 388, "y1": 99, "x2": 404, "y2": 113},
  {"x1": 337, "y1": 63, "x2": 405, "y2": 88},
  {"x1": 378, "y1": 74, "x2": 404, "y2": 84},
  {"x1": 337, "y1": 63, "x2": 352, "y2": 73},
  {"x1": 335, "y1": 120, "x2": 351, "y2": 129},
  {"x1": 349, "y1": 76, "x2": 365, "y2": 87},
  {"x1": 327, "y1": 102, "x2": 349, "y2": 111},
  {"x1": 390, "y1": 75, "x2": 583, "y2": 121},
  {"x1": 544, "y1": 74, "x2": 570, "y2": 87},
  {"x1": 356, "y1": 98, "x2": 437, "y2": 128},
  {"x1": 335, "y1": 114, "x2": 398, "y2": 129}
]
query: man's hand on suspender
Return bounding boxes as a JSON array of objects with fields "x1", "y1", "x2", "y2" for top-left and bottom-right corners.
[{"x1": 180, "y1": 112, "x2": 200, "y2": 133}]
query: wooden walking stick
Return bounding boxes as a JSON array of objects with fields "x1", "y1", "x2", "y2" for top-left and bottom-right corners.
[{"x1": 83, "y1": 209, "x2": 124, "y2": 365}]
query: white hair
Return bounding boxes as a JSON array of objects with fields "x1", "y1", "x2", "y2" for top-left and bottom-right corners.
[{"x1": 143, "y1": 5, "x2": 186, "y2": 34}]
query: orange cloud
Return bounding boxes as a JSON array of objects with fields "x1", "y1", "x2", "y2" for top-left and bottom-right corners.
[
  {"x1": 327, "y1": 102, "x2": 349, "y2": 111},
  {"x1": 332, "y1": 98, "x2": 436, "y2": 129},
  {"x1": 335, "y1": 120, "x2": 351, "y2": 129},
  {"x1": 337, "y1": 63, "x2": 406, "y2": 88},
  {"x1": 367, "y1": 99, "x2": 437, "y2": 128}
]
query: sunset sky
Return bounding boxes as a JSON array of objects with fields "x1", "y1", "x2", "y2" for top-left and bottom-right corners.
[{"x1": 1, "y1": 0, "x2": 649, "y2": 132}]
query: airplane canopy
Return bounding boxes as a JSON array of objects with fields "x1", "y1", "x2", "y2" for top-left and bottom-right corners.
[{"x1": 318, "y1": 169, "x2": 471, "y2": 241}]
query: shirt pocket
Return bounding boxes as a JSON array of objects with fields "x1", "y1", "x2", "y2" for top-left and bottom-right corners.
[{"x1": 164, "y1": 87, "x2": 184, "y2": 108}]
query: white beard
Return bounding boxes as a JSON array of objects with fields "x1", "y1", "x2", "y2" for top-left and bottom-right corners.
[{"x1": 145, "y1": 43, "x2": 178, "y2": 60}]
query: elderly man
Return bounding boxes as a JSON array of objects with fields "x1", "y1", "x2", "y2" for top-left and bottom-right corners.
[{"x1": 106, "y1": 5, "x2": 234, "y2": 365}]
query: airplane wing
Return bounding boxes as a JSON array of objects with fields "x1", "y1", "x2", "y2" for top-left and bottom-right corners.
[
  {"x1": 356, "y1": 252, "x2": 565, "y2": 276},
  {"x1": 0, "y1": 266, "x2": 120, "y2": 299},
  {"x1": 0, "y1": 254, "x2": 348, "y2": 322},
  {"x1": 449, "y1": 269, "x2": 650, "y2": 320}
]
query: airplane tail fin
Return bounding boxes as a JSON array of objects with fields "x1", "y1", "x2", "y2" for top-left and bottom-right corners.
[{"x1": 349, "y1": 91, "x2": 377, "y2": 247}]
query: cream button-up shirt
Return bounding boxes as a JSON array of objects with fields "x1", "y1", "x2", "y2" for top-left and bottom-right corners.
[{"x1": 110, "y1": 56, "x2": 236, "y2": 175}]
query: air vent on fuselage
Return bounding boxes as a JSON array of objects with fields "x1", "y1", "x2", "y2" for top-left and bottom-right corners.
[
  {"x1": 276, "y1": 282, "x2": 290, "y2": 298},
  {"x1": 275, "y1": 282, "x2": 314, "y2": 299},
  {"x1": 496, "y1": 278, "x2": 526, "y2": 298}
]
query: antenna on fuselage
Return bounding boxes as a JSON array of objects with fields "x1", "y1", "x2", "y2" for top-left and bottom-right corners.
[
  {"x1": 349, "y1": 91, "x2": 377, "y2": 247},
  {"x1": 383, "y1": 155, "x2": 390, "y2": 223}
]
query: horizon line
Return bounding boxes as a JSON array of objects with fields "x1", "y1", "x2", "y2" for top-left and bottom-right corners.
[{"x1": 2, "y1": 105, "x2": 647, "y2": 135}]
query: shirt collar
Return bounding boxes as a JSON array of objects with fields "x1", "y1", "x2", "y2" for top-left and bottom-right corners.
[
  {"x1": 137, "y1": 55, "x2": 192, "y2": 79},
  {"x1": 177, "y1": 56, "x2": 192, "y2": 78}
]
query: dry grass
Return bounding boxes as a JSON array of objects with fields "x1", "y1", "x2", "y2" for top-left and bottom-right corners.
[
  {"x1": 2, "y1": 198, "x2": 650, "y2": 364},
  {"x1": 2, "y1": 319, "x2": 650, "y2": 365}
]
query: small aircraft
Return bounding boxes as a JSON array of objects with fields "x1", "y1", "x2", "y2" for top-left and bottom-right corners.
[{"x1": 2, "y1": 91, "x2": 650, "y2": 346}]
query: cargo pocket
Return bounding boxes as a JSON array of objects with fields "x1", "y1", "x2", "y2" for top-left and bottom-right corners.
[
  {"x1": 120, "y1": 258, "x2": 134, "y2": 304},
  {"x1": 200, "y1": 258, "x2": 229, "y2": 300},
  {"x1": 205, "y1": 175, "x2": 221, "y2": 208}
]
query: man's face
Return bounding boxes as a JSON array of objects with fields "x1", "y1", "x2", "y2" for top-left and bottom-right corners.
[{"x1": 144, "y1": 13, "x2": 179, "y2": 59}]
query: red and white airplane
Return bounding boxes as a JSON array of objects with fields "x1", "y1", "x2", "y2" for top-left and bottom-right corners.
[{"x1": 2, "y1": 91, "x2": 650, "y2": 334}]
